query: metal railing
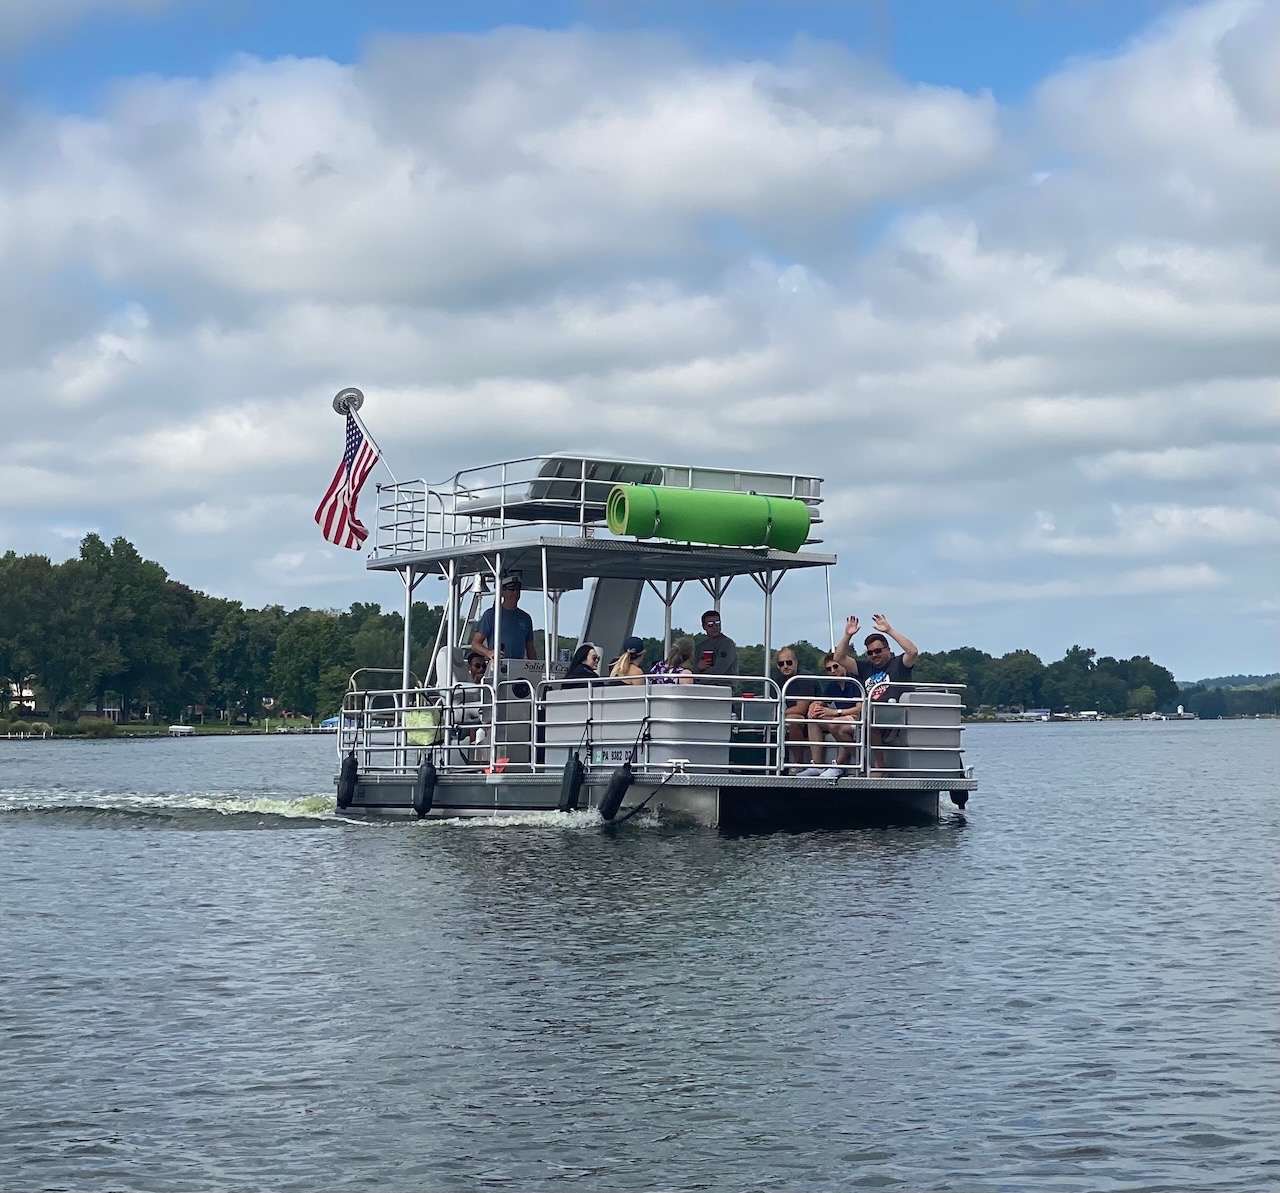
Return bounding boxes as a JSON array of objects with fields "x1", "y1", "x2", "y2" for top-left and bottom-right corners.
[
  {"x1": 338, "y1": 673, "x2": 967, "y2": 781},
  {"x1": 371, "y1": 453, "x2": 824, "y2": 558},
  {"x1": 776, "y1": 675, "x2": 968, "y2": 777}
]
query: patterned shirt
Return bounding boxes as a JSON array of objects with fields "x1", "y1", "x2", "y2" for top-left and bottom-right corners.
[{"x1": 649, "y1": 661, "x2": 688, "y2": 684}]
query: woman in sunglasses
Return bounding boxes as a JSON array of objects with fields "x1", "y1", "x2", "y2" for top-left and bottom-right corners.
[
  {"x1": 833, "y1": 614, "x2": 919, "y2": 773},
  {"x1": 563, "y1": 642, "x2": 602, "y2": 686}
]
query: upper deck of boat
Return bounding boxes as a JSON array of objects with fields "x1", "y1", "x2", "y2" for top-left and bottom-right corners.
[{"x1": 367, "y1": 452, "x2": 834, "y2": 587}]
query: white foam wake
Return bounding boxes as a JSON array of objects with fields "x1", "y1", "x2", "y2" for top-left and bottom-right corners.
[{"x1": 0, "y1": 790, "x2": 338, "y2": 819}]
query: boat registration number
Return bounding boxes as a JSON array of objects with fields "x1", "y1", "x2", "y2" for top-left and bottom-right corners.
[{"x1": 591, "y1": 747, "x2": 631, "y2": 765}]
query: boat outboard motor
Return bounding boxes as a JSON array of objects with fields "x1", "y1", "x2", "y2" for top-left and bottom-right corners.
[
  {"x1": 558, "y1": 751, "x2": 585, "y2": 813},
  {"x1": 598, "y1": 759, "x2": 633, "y2": 822},
  {"x1": 413, "y1": 755, "x2": 438, "y2": 819},
  {"x1": 336, "y1": 751, "x2": 358, "y2": 811}
]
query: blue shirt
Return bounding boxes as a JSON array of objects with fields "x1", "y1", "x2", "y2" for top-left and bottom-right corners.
[
  {"x1": 822, "y1": 678, "x2": 861, "y2": 709},
  {"x1": 475, "y1": 605, "x2": 535, "y2": 660}
]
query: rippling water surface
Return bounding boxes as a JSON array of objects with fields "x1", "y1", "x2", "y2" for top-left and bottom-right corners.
[{"x1": 2, "y1": 723, "x2": 1276, "y2": 1191}]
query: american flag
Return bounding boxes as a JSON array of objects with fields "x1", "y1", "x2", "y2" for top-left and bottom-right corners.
[{"x1": 315, "y1": 413, "x2": 379, "y2": 549}]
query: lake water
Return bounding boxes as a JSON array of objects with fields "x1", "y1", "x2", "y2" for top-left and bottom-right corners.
[{"x1": 2, "y1": 722, "x2": 1276, "y2": 1191}]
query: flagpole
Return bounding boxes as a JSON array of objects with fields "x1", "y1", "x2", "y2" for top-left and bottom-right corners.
[{"x1": 333, "y1": 387, "x2": 397, "y2": 487}]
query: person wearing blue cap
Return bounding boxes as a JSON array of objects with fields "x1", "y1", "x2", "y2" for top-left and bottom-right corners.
[{"x1": 608, "y1": 636, "x2": 648, "y2": 685}]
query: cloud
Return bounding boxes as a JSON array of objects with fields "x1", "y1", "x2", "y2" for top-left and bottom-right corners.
[
  {"x1": 846, "y1": 563, "x2": 1226, "y2": 609},
  {"x1": 1021, "y1": 504, "x2": 1280, "y2": 557},
  {"x1": 0, "y1": 2, "x2": 1276, "y2": 679},
  {"x1": 0, "y1": 37, "x2": 998, "y2": 305},
  {"x1": 1077, "y1": 444, "x2": 1278, "y2": 483},
  {"x1": 0, "y1": 0, "x2": 169, "y2": 49}
]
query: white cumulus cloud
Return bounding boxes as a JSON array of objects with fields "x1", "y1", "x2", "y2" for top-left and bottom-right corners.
[{"x1": 0, "y1": 1, "x2": 1276, "y2": 678}]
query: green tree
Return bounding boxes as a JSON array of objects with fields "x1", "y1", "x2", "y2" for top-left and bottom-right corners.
[
  {"x1": 985, "y1": 650, "x2": 1045, "y2": 709},
  {"x1": 315, "y1": 665, "x2": 352, "y2": 721},
  {"x1": 1043, "y1": 645, "x2": 1098, "y2": 711},
  {"x1": 1124, "y1": 656, "x2": 1179, "y2": 712},
  {"x1": 0, "y1": 551, "x2": 50, "y2": 711},
  {"x1": 1223, "y1": 684, "x2": 1279, "y2": 716},
  {"x1": 158, "y1": 585, "x2": 239, "y2": 718},
  {"x1": 271, "y1": 611, "x2": 350, "y2": 719},
  {"x1": 1183, "y1": 685, "x2": 1227, "y2": 719},
  {"x1": 913, "y1": 647, "x2": 994, "y2": 711},
  {"x1": 208, "y1": 604, "x2": 283, "y2": 722},
  {"x1": 1128, "y1": 685, "x2": 1157, "y2": 714},
  {"x1": 913, "y1": 656, "x2": 968, "y2": 687},
  {"x1": 71, "y1": 535, "x2": 179, "y2": 720},
  {"x1": 59, "y1": 555, "x2": 130, "y2": 716}
]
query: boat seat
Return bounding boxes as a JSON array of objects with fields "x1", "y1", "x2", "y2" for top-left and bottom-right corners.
[{"x1": 453, "y1": 457, "x2": 666, "y2": 523}]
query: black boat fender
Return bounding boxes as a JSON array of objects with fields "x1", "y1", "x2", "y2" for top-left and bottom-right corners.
[
  {"x1": 597, "y1": 759, "x2": 633, "y2": 822},
  {"x1": 949, "y1": 791, "x2": 968, "y2": 810},
  {"x1": 558, "y1": 751, "x2": 585, "y2": 813},
  {"x1": 413, "y1": 755, "x2": 437, "y2": 819},
  {"x1": 336, "y1": 751, "x2": 358, "y2": 811}
]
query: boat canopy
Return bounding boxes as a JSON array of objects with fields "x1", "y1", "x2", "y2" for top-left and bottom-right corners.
[{"x1": 367, "y1": 535, "x2": 835, "y2": 590}]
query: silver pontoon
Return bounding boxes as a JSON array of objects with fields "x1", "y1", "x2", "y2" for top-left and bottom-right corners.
[{"x1": 334, "y1": 448, "x2": 975, "y2": 829}]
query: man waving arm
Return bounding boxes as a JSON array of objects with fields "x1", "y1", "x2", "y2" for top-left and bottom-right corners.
[
  {"x1": 871, "y1": 614, "x2": 919, "y2": 667},
  {"x1": 832, "y1": 614, "x2": 861, "y2": 670}
]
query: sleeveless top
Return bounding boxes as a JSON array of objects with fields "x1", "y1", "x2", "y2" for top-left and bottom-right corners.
[{"x1": 649, "y1": 660, "x2": 686, "y2": 684}]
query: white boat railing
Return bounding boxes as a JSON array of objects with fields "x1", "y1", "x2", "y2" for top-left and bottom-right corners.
[
  {"x1": 370, "y1": 453, "x2": 824, "y2": 558},
  {"x1": 338, "y1": 675, "x2": 967, "y2": 781}
]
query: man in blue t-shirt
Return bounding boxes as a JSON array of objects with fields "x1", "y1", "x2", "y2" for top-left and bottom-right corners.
[
  {"x1": 809, "y1": 653, "x2": 863, "y2": 770},
  {"x1": 471, "y1": 575, "x2": 537, "y2": 663}
]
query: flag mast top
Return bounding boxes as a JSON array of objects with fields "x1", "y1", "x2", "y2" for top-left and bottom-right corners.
[{"x1": 332, "y1": 386, "x2": 396, "y2": 487}]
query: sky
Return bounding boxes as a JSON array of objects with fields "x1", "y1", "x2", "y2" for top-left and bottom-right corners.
[{"x1": 1, "y1": 0, "x2": 1276, "y2": 681}]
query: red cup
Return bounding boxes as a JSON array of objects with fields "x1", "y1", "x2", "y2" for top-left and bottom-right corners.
[{"x1": 700, "y1": 650, "x2": 715, "y2": 666}]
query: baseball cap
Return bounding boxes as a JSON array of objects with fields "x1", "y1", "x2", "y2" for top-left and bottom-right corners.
[{"x1": 622, "y1": 635, "x2": 645, "y2": 654}]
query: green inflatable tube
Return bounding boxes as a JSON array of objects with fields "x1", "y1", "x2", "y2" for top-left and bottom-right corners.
[{"x1": 606, "y1": 485, "x2": 811, "y2": 554}]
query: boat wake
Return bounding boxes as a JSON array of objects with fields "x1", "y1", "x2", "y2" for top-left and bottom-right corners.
[
  {"x1": 0, "y1": 790, "x2": 341, "y2": 827},
  {"x1": 0, "y1": 792, "x2": 660, "y2": 830},
  {"x1": 411, "y1": 808, "x2": 659, "y2": 830}
]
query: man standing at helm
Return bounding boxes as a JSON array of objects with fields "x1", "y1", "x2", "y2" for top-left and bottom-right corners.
[{"x1": 471, "y1": 575, "x2": 537, "y2": 662}]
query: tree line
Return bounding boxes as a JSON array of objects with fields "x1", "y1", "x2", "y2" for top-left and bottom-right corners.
[
  {"x1": 2, "y1": 536, "x2": 1273, "y2": 722},
  {"x1": 729, "y1": 640, "x2": 1193, "y2": 717},
  {"x1": 0, "y1": 536, "x2": 443, "y2": 723}
]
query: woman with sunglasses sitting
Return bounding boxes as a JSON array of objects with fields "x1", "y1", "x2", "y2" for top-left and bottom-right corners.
[{"x1": 563, "y1": 642, "x2": 602, "y2": 687}]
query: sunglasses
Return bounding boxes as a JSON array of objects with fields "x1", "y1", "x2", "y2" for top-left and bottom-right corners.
[
  {"x1": 824, "y1": 664, "x2": 841, "y2": 672},
  {"x1": 777, "y1": 659, "x2": 796, "y2": 667},
  {"x1": 866, "y1": 646, "x2": 888, "y2": 656},
  {"x1": 704, "y1": 618, "x2": 721, "y2": 626}
]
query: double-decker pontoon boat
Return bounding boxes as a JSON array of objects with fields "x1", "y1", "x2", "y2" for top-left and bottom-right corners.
[{"x1": 333, "y1": 419, "x2": 975, "y2": 830}]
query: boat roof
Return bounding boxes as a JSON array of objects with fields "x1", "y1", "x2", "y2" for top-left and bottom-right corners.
[{"x1": 368, "y1": 536, "x2": 835, "y2": 590}]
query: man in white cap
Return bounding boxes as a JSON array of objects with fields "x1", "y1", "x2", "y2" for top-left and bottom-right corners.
[{"x1": 471, "y1": 574, "x2": 537, "y2": 662}]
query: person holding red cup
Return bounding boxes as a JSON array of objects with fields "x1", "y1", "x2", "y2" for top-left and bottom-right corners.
[{"x1": 694, "y1": 610, "x2": 738, "y2": 680}]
